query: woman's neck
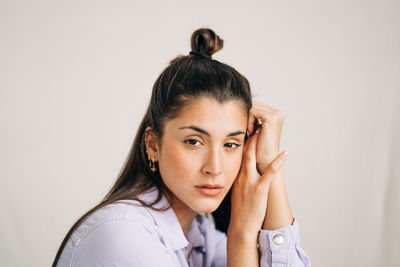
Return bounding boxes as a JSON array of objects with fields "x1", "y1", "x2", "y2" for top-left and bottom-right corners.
[{"x1": 165, "y1": 192, "x2": 198, "y2": 236}]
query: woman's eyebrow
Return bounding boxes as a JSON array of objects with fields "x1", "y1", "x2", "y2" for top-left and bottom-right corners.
[{"x1": 178, "y1": 126, "x2": 245, "y2": 137}]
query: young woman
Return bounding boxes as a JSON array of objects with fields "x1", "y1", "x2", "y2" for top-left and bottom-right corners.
[{"x1": 53, "y1": 28, "x2": 311, "y2": 267}]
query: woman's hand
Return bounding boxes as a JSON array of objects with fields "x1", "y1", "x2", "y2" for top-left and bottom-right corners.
[
  {"x1": 246, "y1": 100, "x2": 294, "y2": 230},
  {"x1": 247, "y1": 100, "x2": 285, "y2": 176},
  {"x1": 227, "y1": 130, "x2": 288, "y2": 240}
]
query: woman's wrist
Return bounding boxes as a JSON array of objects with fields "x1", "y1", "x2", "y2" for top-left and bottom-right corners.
[
  {"x1": 227, "y1": 225, "x2": 259, "y2": 245},
  {"x1": 227, "y1": 230, "x2": 259, "y2": 267},
  {"x1": 262, "y1": 169, "x2": 294, "y2": 230}
]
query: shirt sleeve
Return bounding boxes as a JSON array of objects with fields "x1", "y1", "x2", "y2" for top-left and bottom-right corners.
[
  {"x1": 258, "y1": 218, "x2": 312, "y2": 267},
  {"x1": 70, "y1": 219, "x2": 176, "y2": 267}
]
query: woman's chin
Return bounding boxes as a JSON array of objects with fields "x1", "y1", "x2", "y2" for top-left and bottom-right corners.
[{"x1": 190, "y1": 199, "x2": 221, "y2": 213}]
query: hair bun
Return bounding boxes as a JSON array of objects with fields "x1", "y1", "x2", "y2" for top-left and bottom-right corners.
[{"x1": 190, "y1": 28, "x2": 224, "y2": 57}]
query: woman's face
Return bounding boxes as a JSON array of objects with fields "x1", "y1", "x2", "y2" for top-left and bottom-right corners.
[{"x1": 156, "y1": 96, "x2": 248, "y2": 214}]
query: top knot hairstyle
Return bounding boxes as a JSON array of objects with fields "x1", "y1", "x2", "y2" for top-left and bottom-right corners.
[
  {"x1": 190, "y1": 28, "x2": 224, "y2": 58},
  {"x1": 52, "y1": 28, "x2": 252, "y2": 266}
]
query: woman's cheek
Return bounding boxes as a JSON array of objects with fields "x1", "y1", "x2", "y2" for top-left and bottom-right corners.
[{"x1": 161, "y1": 144, "x2": 196, "y2": 179}]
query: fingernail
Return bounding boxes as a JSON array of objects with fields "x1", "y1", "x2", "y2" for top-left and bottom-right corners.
[{"x1": 283, "y1": 150, "x2": 288, "y2": 156}]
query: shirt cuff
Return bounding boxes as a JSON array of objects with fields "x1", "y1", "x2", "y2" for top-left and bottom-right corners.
[{"x1": 257, "y1": 217, "x2": 300, "y2": 253}]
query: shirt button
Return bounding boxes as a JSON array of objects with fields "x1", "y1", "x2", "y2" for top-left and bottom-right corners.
[{"x1": 272, "y1": 234, "x2": 285, "y2": 245}]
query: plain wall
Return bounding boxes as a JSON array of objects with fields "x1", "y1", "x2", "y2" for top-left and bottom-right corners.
[{"x1": 1, "y1": 0, "x2": 399, "y2": 266}]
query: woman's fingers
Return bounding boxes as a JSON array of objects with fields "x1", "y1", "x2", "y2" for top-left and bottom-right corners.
[
  {"x1": 242, "y1": 131, "x2": 259, "y2": 177},
  {"x1": 247, "y1": 113, "x2": 256, "y2": 137},
  {"x1": 247, "y1": 99, "x2": 284, "y2": 136},
  {"x1": 260, "y1": 150, "x2": 288, "y2": 185}
]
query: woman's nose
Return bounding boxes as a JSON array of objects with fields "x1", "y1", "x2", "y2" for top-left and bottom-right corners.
[{"x1": 202, "y1": 148, "x2": 222, "y2": 176}]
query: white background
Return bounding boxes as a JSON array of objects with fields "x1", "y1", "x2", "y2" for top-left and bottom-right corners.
[{"x1": 1, "y1": 0, "x2": 399, "y2": 266}]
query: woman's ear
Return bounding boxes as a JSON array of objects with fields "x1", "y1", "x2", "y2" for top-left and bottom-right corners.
[{"x1": 144, "y1": 126, "x2": 159, "y2": 161}]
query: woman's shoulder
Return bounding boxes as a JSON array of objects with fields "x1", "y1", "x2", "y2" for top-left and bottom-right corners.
[
  {"x1": 66, "y1": 190, "x2": 159, "y2": 242},
  {"x1": 57, "y1": 190, "x2": 166, "y2": 266},
  {"x1": 77, "y1": 199, "x2": 156, "y2": 238},
  {"x1": 64, "y1": 199, "x2": 157, "y2": 252}
]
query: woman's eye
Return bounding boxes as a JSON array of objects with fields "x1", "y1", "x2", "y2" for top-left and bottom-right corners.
[
  {"x1": 184, "y1": 139, "x2": 202, "y2": 146},
  {"x1": 225, "y1": 142, "x2": 241, "y2": 149}
]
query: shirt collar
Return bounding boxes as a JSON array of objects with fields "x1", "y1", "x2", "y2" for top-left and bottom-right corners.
[
  {"x1": 137, "y1": 187, "x2": 207, "y2": 252},
  {"x1": 186, "y1": 214, "x2": 206, "y2": 253},
  {"x1": 136, "y1": 187, "x2": 191, "y2": 251}
]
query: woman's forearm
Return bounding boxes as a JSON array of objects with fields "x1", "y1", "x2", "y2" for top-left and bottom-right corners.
[
  {"x1": 227, "y1": 229, "x2": 259, "y2": 267},
  {"x1": 262, "y1": 168, "x2": 294, "y2": 230}
]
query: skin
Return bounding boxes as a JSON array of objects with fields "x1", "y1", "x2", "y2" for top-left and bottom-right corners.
[{"x1": 145, "y1": 96, "x2": 293, "y2": 266}]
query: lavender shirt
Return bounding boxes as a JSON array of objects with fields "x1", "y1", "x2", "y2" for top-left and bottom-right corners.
[{"x1": 57, "y1": 187, "x2": 311, "y2": 266}]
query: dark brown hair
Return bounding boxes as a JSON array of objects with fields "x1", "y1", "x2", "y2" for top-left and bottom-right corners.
[{"x1": 52, "y1": 28, "x2": 252, "y2": 266}]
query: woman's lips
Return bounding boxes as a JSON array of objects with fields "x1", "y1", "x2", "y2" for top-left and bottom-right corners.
[{"x1": 195, "y1": 185, "x2": 223, "y2": 196}]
